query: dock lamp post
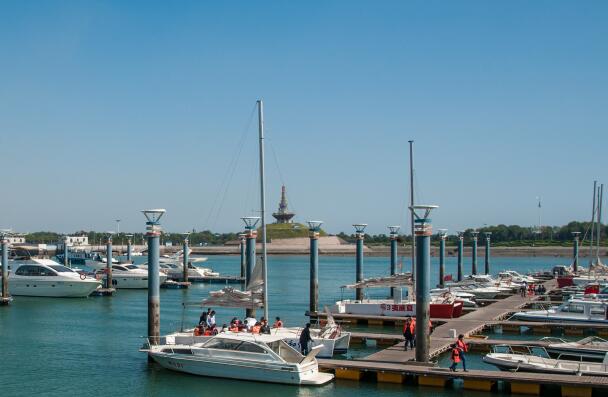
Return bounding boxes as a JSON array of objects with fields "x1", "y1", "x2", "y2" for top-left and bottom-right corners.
[
  {"x1": 471, "y1": 230, "x2": 479, "y2": 275},
  {"x1": 63, "y1": 236, "x2": 70, "y2": 267},
  {"x1": 142, "y1": 209, "x2": 166, "y2": 346},
  {"x1": 242, "y1": 216, "x2": 260, "y2": 318},
  {"x1": 411, "y1": 204, "x2": 438, "y2": 363},
  {"x1": 105, "y1": 232, "x2": 114, "y2": 289},
  {"x1": 457, "y1": 231, "x2": 464, "y2": 282},
  {"x1": 572, "y1": 232, "x2": 581, "y2": 273},
  {"x1": 388, "y1": 226, "x2": 400, "y2": 299},
  {"x1": 437, "y1": 229, "x2": 448, "y2": 288},
  {"x1": 126, "y1": 234, "x2": 134, "y2": 263},
  {"x1": 308, "y1": 221, "x2": 323, "y2": 314},
  {"x1": 239, "y1": 233, "x2": 247, "y2": 279},
  {"x1": 182, "y1": 232, "x2": 190, "y2": 282},
  {"x1": 1, "y1": 230, "x2": 10, "y2": 304},
  {"x1": 484, "y1": 232, "x2": 492, "y2": 275},
  {"x1": 353, "y1": 224, "x2": 367, "y2": 301}
]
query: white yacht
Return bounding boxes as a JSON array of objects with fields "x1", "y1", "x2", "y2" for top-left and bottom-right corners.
[
  {"x1": 85, "y1": 254, "x2": 119, "y2": 270},
  {"x1": 160, "y1": 262, "x2": 219, "y2": 280},
  {"x1": 2, "y1": 258, "x2": 101, "y2": 297},
  {"x1": 498, "y1": 270, "x2": 538, "y2": 284},
  {"x1": 95, "y1": 264, "x2": 167, "y2": 289},
  {"x1": 545, "y1": 336, "x2": 608, "y2": 361},
  {"x1": 143, "y1": 333, "x2": 334, "y2": 385},
  {"x1": 160, "y1": 249, "x2": 208, "y2": 265},
  {"x1": 512, "y1": 298, "x2": 608, "y2": 324}
]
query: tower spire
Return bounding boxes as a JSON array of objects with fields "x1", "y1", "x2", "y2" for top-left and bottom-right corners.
[{"x1": 272, "y1": 185, "x2": 295, "y2": 223}]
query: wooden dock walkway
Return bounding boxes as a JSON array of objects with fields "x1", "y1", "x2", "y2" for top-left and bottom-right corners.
[{"x1": 361, "y1": 280, "x2": 558, "y2": 363}]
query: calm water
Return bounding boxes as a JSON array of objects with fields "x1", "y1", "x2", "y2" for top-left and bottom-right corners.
[{"x1": 0, "y1": 255, "x2": 568, "y2": 396}]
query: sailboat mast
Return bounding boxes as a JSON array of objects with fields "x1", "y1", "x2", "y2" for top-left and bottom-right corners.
[
  {"x1": 590, "y1": 181, "x2": 597, "y2": 263},
  {"x1": 408, "y1": 140, "x2": 416, "y2": 283},
  {"x1": 257, "y1": 99, "x2": 269, "y2": 321},
  {"x1": 596, "y1": 184, "x2": 603, "y2": 262}
]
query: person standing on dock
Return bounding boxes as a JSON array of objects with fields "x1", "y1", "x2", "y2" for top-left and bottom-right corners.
[
  {"x1": 299, "y1": 323, "x2": 313, "y2": 355},
  {"x1": 403, "y1": 316, "x2": 415, "y2": 351},
  {"x1": 449, "y1": 343, "x2": 461, "y2": 372},
  {"x1": 456, "y1": 334, "x2": 468, "y2": 372}
]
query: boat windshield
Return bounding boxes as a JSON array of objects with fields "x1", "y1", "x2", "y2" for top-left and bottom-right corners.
[
  {"x1": 48, "y1": 265, "x2": 75, "y2": 273},
  {"x1": 267, "y1": 340, "x2": 302, "y2": 363},
  {"x1": 202, "y1": 338, "x2": 268, "y2": 354},
  {"x1": 126, "y1": 265, "x2": 139, "y2": 270}
]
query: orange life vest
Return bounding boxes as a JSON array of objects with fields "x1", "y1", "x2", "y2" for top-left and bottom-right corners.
[
  {"x1": 456, "y1": 339, "x2": 468, "y2": 352},
  {"x1": 193, "y1": 327, "x2": 202, "y2": 336},
  {"x1": 274, "y1": 320, "x2": 283, "y2": 328},
  {"x1": 252, "y1": 325, "x2": 261, "y2": 334},
  {"x1": 229, "y1": 326, "x2": 239, "y2": 332},
  {"x1": 451, "y1": 348, "x2": 461, "y2": 363}
]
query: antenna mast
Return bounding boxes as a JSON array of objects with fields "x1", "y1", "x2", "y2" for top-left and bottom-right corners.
[
  {"x1": 257, "y1": 99, "x2": 269, "y2": 321},
  {"x1": 408, "y1": 140, "x2": 416, "y2": 283}
]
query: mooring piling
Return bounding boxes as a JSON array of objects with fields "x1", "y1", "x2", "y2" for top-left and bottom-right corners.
[
  {"x1": 411, "y1": 204, "x2": 438, "y2": 363},
  {"x1": 239, "y1": 233, "x2": 246, "y2": 279},
  {"x1": 388, "y1": 226, "x2": 400, "y2": 299},
  {"x1": 572, "y1": 231, "x2": 580, "y2": 273},
  {"x1": 182, "y1": 233, "x2": 190, "y2": 283},
  {"x1": 484, "y1": 232, "x2": 492, "y2": 275},
  {"x1": 353, "y1": 223, "x2": 367, "y2": 301},
  {"x1": 143, "y1": 209, "x2": 165, "y2": 346},
  {"x1": 457, "y1": 231, "x2": 464, "y2": 282},
  {"x1": 471, "y1": 230, "x2": 479, "y2": 275},
  {"x1": 308, "y1": 221, "x2": 323, "y2": 313},
  {"x1": 1, "y1": 231, "x2": 10, "y2": 305},
  {"x1": 242, "y1": 216, "x2": 260, "y2": 318},
  {"x1": 106, "y1": 234, "x2": 113, "y2": 289},
  {"x1": 126, "y1": 234, "x2": 133, "y2": 262},
  {"x1": 438, "y1": 229, "x2": 447, "y2": 288},
  {"x1": 63, "y1": 236, "x2": 69, "y2": 267}
]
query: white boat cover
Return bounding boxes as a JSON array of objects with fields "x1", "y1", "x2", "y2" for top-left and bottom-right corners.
[
  {"x1": 201, "y1": 258, "x2": 264, "y2": 309},
  {"x1": 341, "y1": 273, "x2": 412, "y2": 289}
]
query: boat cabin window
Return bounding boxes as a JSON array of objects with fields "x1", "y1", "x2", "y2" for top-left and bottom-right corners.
[
  {"x1": 561, "y1": 304, "x2": 584, "y2": 313},
  {"x1": 589, "y1": 306, "x2": 607, "y2": 316},
  {"x1": 126, "y1": 265, "x2": 139, "y2": 270},
  {"x1": 15, "y1": 265, "x2": 56, "y2": 276},
  {"x1": 235, "y1": 342, "x2": 267, "y2": 354},
  {"x1": 48, "y1": 265, "x2": 75, "y2": 273},
  {"x1": 112, "y1": 265, "x2": 128, "y2": 271},
  {"x1": 203, "y1": 338, "x2": 245, "y2": 351}
]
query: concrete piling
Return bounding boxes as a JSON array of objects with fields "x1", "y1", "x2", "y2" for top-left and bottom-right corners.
[
  {"x1": 126, "y1": 235, "x2": 133, "y2": 262},
  {"x1": 411, "y1": 205, "x2": 438, "y2": 363},
  {"x1": 1, "y1": 234, "x2": 9, "y2": 304},
  {"x1": 143, "y1": 209, "x2": 165, "y2": 346},
  {"x1": 308, "y1": 221, "x2": 323, "y2": 313},
  {"x1": 354, "y1": 224, "x2": 367, "y2": 301},
  {"x1": 484, "y1": 232, "x2": 492, "y2": 275},
  {"x1": 438, "y1": 230, "x2": 447, "y2": 288},
  {"x1": 106, "y1": 235, "x2": 113, "y2": 289},
  {"x1": 242, "y1": 216, "x2": 260, "y2": 318},
  {"x1": 239, "y1": 234, "x2": 246, "y2": 279},
  {"x1": 182, "y1": 234, "x2": 189, "y2": 283},
  {"x1": 388, "y1": 226, "x2": 400, "y2": 299},
  {"x1": 63, "y1": 236, "x2": 69, "y2": 267},
  {"x1": 471, "y1": 231, "x2": 479, "y2": 275},
  {"x1": 572, "y1": 232, "x2": 580, "y2": 273},
  {"x1": 457, "y1": 232, "x2": 464, "y2": 282}
]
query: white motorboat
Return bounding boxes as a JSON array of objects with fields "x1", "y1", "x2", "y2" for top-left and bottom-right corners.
[
  {"x1": 143, "y1": 333, "x2": 334, "y2": 385},
  {"x1": 483, "y1": 347, "x2": 608, "y2": 376},
  {"x1": 160, "y1": 249, "x2": 207, "y2": 265},
  {"x1": 2, "y1": 258, "x2": 101, "y2": 297},
  {"x1": 160, "y1": 262, "x2": 219, "y2": 280},
  {"x1": 511, "y1": 298, "x2": 608, "y2": 324},
  {"x1": 545, "y1": 336, "x2": 608, "y2": 361},
  {"x1": 498, "y1": 270, "x2": 538, "y2": 284},
  {"x1": 430, "y1": 288, "x2": 477, "y2": 307},
  {"x1": 95, "y1": 264, "x2": 167, "y2": 289}
]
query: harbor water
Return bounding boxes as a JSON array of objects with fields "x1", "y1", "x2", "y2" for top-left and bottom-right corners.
[{"x1": 0, "y1": 255, "x2": 568, "y2": 396}]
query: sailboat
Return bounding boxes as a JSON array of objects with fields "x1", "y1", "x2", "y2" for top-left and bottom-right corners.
[{"x1": 144, "y1": 100, "x2": 334, "y2": 386}]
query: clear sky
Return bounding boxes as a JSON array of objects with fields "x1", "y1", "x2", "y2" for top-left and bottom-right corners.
[{"x1": 1, "y1": 1, "x2": 606, "y2": 235}]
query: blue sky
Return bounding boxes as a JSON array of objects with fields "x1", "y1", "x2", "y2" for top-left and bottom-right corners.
[{"x1": 0, "y1": 1, "x2": 606, "y2": 235}]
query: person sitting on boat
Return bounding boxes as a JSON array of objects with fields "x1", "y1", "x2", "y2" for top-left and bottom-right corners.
[
  {"x1": 260, "y1": 319, "x2": 271, "y2": 334},
  {"x1": 449, "y1": 343, "x2": 461, "y2": 372},
  {"x1": 273, "y1": 317, "x2": 283, "y2": 328},
  {"x1": 220, "y1": 324, "x2": 228, "y2": 333},
  {"x1": 229, "y1": 319, "x2": 240, "y2": 332},
  {"x1": 207, "y1": 310, "x2": 216, "y2": 328},
  {"x1": 199, "y1": 308, "x2": 211, "y2": 325},
  {"x1": 244, "y1": 316, "x2": 257, "y2": 331},
  {"x1": 299, "y1": 323, "x2": 313, "y2": 355},
  {"x1": 251, "y1": 322, "x2": 262, "y2": 334},
  {"x1": 456, "y1": 334, "x2": 468, "y2": 372},
  {"x1": 193, "y1": 324, "x2": 206, "y2": 336}
]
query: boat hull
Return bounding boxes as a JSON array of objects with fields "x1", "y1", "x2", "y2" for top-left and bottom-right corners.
[
  {"x1": 332, "y1": 300, "x2": 463, "y2": 319},
  {"x1": 6, "y1": 278, "x2": 100, "y2": 297},
  {"x1": 148, "y1": 352, "x2": 333, "y2": 385}
]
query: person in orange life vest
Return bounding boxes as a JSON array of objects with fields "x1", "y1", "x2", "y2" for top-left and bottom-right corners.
[
  {"x1": 252, "y1": 322, "x2": 262, "y2": 334},
  {"x1": 273, "y1": 317, "x2": 283, "y2": 328},
  {"x1": 449, "y1": 343, "x2": 460, "y2": 372},
  {"x1": 456, "y1": 334, "x2": 468, "y2": 372},
  {"x1": 403, "y1": 316, "x2": 415, "y2": 351}
]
